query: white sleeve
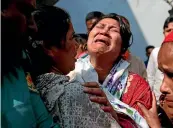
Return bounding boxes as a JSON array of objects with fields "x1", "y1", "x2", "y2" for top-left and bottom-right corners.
[
  {"x1": 147, "y1": 50, "x2": 156, "y2": 89},
  {"x1": 67, "y1": 61, "x2": 85, "y2": 83}
]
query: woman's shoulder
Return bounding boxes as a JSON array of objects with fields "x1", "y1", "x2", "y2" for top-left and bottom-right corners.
[
  {"x1": 126, "y1": 71, "x2": 151, "y2": 94},
  {"x1": 128, "y1": 72, "x2": 148, "y2": 85},
  {"x1": 122, "y1": 71, "x2": 152, "y2": 110},
  {"x1": 123, "y1": 71, "x2": 151, "y2": 102}
]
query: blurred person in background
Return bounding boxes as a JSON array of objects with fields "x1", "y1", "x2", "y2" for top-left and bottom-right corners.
[
  {"x1": 144, "y1": 45, "x2": 155, "y2": 67},
  {"x1": 85, "y1": 11, "x2": 104, "y2": 33},
  {"x1": 74, "y1": 33, "x2": 88, "y2": 59}
]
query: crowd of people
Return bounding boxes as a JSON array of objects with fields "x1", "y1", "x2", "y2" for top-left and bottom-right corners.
[{"x1": 1, "y1": 0, "x2": 173, "y2": 128}]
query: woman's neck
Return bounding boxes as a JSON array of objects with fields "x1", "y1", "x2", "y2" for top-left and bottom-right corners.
[
  {"x1": 50, "y1": 66, "x2": 63, "y2": 75},
  {"x1": 90, "y1": 56, "x2": 113, "y2": 83}
]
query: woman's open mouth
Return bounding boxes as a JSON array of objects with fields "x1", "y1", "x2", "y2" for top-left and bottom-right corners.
[{"x1": 94, "y1": 39, "x2": 109, "y2": 46}]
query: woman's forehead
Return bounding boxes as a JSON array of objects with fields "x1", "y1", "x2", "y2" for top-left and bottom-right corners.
[{"x1": 98, "y1": 18, "x2": 119, "y2": 25}]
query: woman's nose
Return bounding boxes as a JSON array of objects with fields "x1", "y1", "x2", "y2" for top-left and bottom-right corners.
[
  {"x1": 100, "y1": 28, "x2": 109, "y2": 34},
  {"x1": 99, "y1": 27, "x2": 110, "y2": 37}
]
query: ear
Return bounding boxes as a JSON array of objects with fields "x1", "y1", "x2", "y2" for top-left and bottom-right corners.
[{"x1": 43, "y1": 46, "x2": 59, "y2": 57}]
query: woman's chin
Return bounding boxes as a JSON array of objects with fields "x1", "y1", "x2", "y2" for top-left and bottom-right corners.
[{"x1": 89, "y1": 46, "x2": 109, "y2": 54}]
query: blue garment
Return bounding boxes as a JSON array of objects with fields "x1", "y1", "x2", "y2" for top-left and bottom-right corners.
[
  {"x1": 1, "y1": 67, "x2": 59, "y2": 128},
  {"x1": 144, "y1": 60, "x2": 148, "y2": 68}
]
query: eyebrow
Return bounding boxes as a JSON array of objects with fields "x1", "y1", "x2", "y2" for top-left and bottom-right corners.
[
  {"x1": 97, "y1": 23, "x2": 104, "y2": 26},
  {"x1": 110, "y1": 25, "x2": 119, "y2": 29},
  {"x1": 98, "y1": 23, "x2": 119, "y2": 28}
]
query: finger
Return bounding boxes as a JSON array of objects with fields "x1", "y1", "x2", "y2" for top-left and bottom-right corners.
[
  {"x1": 137, "y1": 102, "x2": 149, "y2": 116},
  {"x1": 82, "y1": 82, "x2": 100, "y2": 88},
  {"x1": 89, "y1": 96, "x2": 108, "y2": 105},
  {"x1": 83, "y1": 87, "x2": 103, "y2": 96},
  {"x1": 151, "y1": 92, "x2": 157, "y2": 112},
  {"x1": 100, "y1": 106, "x2": 112, "y2": 112}
]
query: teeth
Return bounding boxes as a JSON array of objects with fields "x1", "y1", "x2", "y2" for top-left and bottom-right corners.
[
  {"x1": 96, "y1": 39, "x2": 105, "y2": 43},
  {"x1": 95, "y1": 39, "x2": 108, "y2": 45}
]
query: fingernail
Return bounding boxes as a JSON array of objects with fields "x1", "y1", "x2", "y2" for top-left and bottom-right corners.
[
  {"x1": 89, "y1": 96, "x2": 94, "y2": 100},
  {"x1": 137, "y1": 102, "x2": 141, "y2": 106},
  {"x1": 81, "y1": 83, "x2": 85, "y2": 86},
  {"x1": 83, "y1": 87, "x2": 88, "y2": 92}
]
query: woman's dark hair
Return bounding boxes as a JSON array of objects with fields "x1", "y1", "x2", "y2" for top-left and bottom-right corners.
[
  {"x1": 29, "y1": 5, "x2": 71, "y2": 79},
  {"x1": 163, "y1": 15, "x2": 173, "y2": 30},
  {"x1": 90, "y1": 13, "x2": 133, "y2": 54}
]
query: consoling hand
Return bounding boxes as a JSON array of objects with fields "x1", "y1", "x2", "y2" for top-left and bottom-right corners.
[
  {"x1": 137, "y1": 92, "x2": 161, "y2": 128},
  {"x1": 83, "y1": 82, "x2": 118, "y2": 120}
]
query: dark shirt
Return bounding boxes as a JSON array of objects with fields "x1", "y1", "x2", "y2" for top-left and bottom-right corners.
[
  {"x1": 144, "y1": 60, "x2": 148, "y2": 68},
  {"x1": 158, "y1": 106, "x2": 173, "y2": 128}
]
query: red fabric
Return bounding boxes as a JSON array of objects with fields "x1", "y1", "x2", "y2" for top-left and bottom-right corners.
[
  {"x1": 118, "y1": 113, "x2": 138, "y2": 128},
  {"x1": 163, "y1": 31, "x2": 173, "y2": 44},
  {"x1": 78, "y1": 52, "x2": 88, "y2": 58},
  {"x1": 122, "y1": 50, "x2": 130, "y2": 60},
  {"x1": 121, "y1": 72, "x2": 153, "y2": 117}
]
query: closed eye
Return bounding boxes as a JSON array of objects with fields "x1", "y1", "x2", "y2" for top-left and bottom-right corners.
[{"x1": 110, "y1": 28, "x2": 119, "y2": 32}]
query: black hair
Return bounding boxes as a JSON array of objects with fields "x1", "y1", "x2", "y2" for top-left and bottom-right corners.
[
  {"x1": 90, "y1": 13, "x2": 133, "y2": 54},
  {"x1": 163, "y1": 15, "x2": 173, "y2": 29},
  {"x1": 78, "y1": 33, "x2": 88, "y2": 40},
  {"x1": 2, "y1": 0, "x2": 12, "y2": 10},
  {"x1": 29, "y1": 5, "x2": 71, "y2": 78},
  {"x1": 85, "y1": 11, "x2": 104, "y2": 22},
  {"x1": 36, "y1": 0, "x2": 60, "y2": 7},
  {"x1": 120, "y1": 15, "x2": 130, "y2": 28},
  {"x1": 145, "y1": 45, "x2": 155, "y2": 52},
  {"x1": 33, "y1": 5, "x2": 70, "y2": 48}
]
